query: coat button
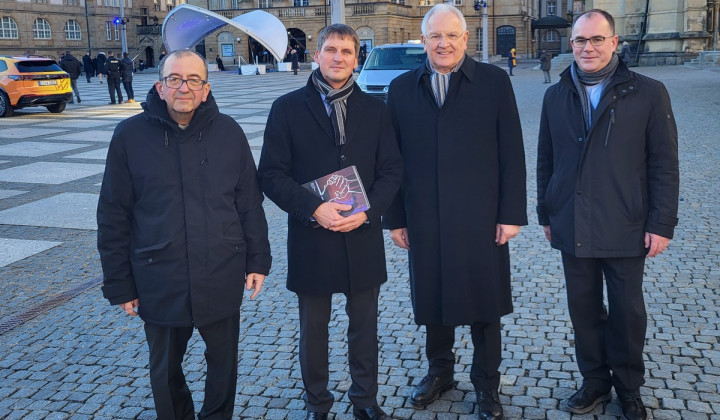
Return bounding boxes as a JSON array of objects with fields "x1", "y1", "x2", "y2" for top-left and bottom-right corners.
[
  {"x1": 340, "y1": 155, "x2": 346, "y2": 161},
  {"x1": 576, "y1": 243, "x2": 582, "y2": 247},
  {"x1": 148, "y1": 258, "x2": 153, "y2": 263},
  {"x1": 576, "y1": 191, "x2": 582, "y2": 195},
  {"x1": 578, "y1": 137, "x2": 583, "y2": 142}
]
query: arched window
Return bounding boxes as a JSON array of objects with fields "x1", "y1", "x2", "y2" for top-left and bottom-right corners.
[
  {"x1": 542, "y1": 29, "x2": 559, "y2": 42},
  {"x1": 0, "y1": 16, "x2": 18, "y2": 39},
  {"x1": 65, "y1": 20, "x2": 81, "y2": 40},
  {"x1": 33, "y1": 18, "x2": 52, "y2": 39}
]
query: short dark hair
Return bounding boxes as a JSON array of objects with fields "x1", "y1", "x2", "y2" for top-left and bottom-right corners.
[
  {"x1": 65, "y1": 50, "x2": 71, "y2": 55},
  {"x1": 316, "y1": 24, "x2": 360, "y2": 57},
  {"x1": 123, "y1": 52, "x2": 128, "y2": 58},
  {"x1": 574, "y1": 9, "x2": 616, "y2": 34}
]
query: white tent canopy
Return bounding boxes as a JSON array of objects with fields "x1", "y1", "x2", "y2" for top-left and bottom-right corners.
[{"x1": 162, "y1": 4, "x2": 288, "y2": 63}]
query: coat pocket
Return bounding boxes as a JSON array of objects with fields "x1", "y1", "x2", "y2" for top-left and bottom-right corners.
[{"x1": 134, "y1": 240, "x2": 171, "y2": 263}]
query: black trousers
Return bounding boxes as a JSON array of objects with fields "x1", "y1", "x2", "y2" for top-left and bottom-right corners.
[
  {"x1": 561, "y1": 253, "x2": 647, "y2": 393},
  {"x1": 70, "y1": 78, "x2": 80, "y2": 101},
  {"x1": 144, "y1": 312, "x2": 240, "y2": 420},
  {"x1": 297, "y1": 286, "x2": 380, "y2": 413},
  {"x1": 122, "y1": 80, "x2": 134, "y2": 100},
  {"x1": 425, "y1": 321, "x2": 502, "y2": 391},
  {"x1": 107, "y1": 76, "x2": 123, "y2": 103}
]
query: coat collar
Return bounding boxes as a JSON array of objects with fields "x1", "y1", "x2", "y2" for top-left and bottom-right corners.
[{"x1": 413, "y1": 54, "x2": 475, "y2": 85}]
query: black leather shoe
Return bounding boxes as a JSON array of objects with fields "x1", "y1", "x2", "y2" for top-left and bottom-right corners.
[
  {"x1": 617, "y1": 391, "x2": 647, "y2": 420},
  {"x1": 566, "y1": 384, "x2": 611, "y2": 414},
  {"x1": 352, "y1": 404, "x2": 391, "y2": 420},
  {"x1": 477, "y1": 389, "x2": 503, "y2": 420},
  {"x1": 410, "y1": 374, "x2": 457, "y2": 408},
  {"x1": 305, "y1": 411, "x2": 328, "y2": 420}
]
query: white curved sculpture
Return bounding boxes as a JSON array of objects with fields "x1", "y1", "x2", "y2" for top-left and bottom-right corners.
[{"x1": 162, "y1": 4, "x2": 288, "y2": 63}]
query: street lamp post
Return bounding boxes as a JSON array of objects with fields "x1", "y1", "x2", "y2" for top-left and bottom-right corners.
[
  {"x1": 475, "y1": 0, "x2": 488, "y2": 63},
  {"x1": 120, "y1": 0, "x2": 127, "y2": 54}
]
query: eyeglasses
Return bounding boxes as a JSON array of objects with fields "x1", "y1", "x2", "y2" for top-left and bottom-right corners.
[
  {"x1": 425, "y1": 32, "x2": 463, "y2": 43},
  {"x1": 570, "y1": 36, "x2": 613, "y2": 48},
  {"x1": 162, "y1": 76, "x2": 207, "y2": 91}
]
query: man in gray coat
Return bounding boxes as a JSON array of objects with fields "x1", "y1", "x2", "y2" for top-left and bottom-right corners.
[
  {"x1": 384, "y1": 4, "x2": 527, "y2": 420},
  {"x1": 537, "y1": 9, "x2": 679, "y2": 420}
]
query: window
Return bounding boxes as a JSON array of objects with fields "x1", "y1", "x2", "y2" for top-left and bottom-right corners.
[
  {"x1": 231, "y1": 0, "x2": 239, "y2": 8},
  {"x1": 63, "y1": 0, "x2": 78, "y2": 5},
  {"x1": 114, "y1": 23, "x2": 120, "y2": 40},
  {"x1": 0, "y1": 17, "x2": 18, "y2": 39},
  {"x1": 547, "y1": 1, "x2": 556, "y2": 15},
  {"x1": 65, "y1": 20, "x2": 81, "y2": 40},
  {"x1": 419, "y1": 0, "x2": 432, "y2": 5},
  {"x1": 33, "y1": 18, "x2": 52, "y2": 39},
  {"x1": 258, "y1": 0, "x2": 270, "y2": 7},
  {"x1": 293, "y1": 0, "x2": 308, "y2": 6},
  {"x1": 106, "y1": 21, "x2": 112, "y2": 40},
  {"x1": 572, "y1": 0, "x2": 583, "y2": 13},
  {"x1": 542, "y1": 29, "x2": 559, "y2": 42},
  {"x1": 453, "y1": 0, "x2": 462, "y2": 5}
]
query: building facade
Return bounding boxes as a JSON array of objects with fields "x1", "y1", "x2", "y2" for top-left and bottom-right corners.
[
  {"x1": 192, "y1": 0, "x2": 538, "y2": 67},
  {"x1": 0, "y1": 0, "x2": 182, "y2": 66}
]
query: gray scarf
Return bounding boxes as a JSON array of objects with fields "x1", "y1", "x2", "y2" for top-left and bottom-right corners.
[
  {"x1": 571, "y1": 53, "x2": 620, "y2": 131},
  {"x1": 311, "y1": 69, "x2": 354, "y2": 146}
]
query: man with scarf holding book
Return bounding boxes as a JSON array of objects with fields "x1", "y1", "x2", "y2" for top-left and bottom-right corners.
[
  {"x1": 258, "y1": 24, "x2": 402, "y2": 420},
  {"x1": 536, "y1": 9, "x2": 679, "y2": 420}
]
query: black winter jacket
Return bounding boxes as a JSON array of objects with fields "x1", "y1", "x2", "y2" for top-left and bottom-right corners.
[
  {"x1": 537, "y1": 60, "x2": 679, "y2": 258},
  {"x1": 59, "y1": 54, "x2": 82, "y2": 80},
  {"x1": 120, "y1": 58, "x2": 133, "y2": 81},
  {"x1": 98, "y1": 87, "x2": 272, "y2": 327}
]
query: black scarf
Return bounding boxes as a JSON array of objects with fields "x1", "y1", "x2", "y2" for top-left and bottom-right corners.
[
  {"x1": 311, "y1": 68, "x2": 354, "y2": 146},
  {"x1": 571, "y1": 53, "x2": 620, "y2": 130}
]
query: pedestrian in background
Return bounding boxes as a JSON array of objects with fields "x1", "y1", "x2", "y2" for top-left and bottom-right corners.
[
  {"x1": 104, "y1": 51, "x2": 123, "y2": 104},
  {"x1": 82, "y1": 51, "x2": 94, "y2": 83},
  {"x1": 96, "y1": 51, "x2": 106, "y2": 84},
  {"x1": 215, "y1": 55, "x2": 226, "y2": 71},
  {"x1": 508, "y1": 47, "x2": 516, "y2": 76},
  {"x1": 120, "y1": 52, "x2": 135, "y2": 103},
  {"x1": 290, "y1": 48, "x2": 299, "y2": 75},
  {"x1": 621, "y1": 41, "x2": 632, "y2": 64},
  {"x1": 98, "y1": 49, "x2": 271, "y2": 420},
  {"x1": 385, "y1": 4, "x2": 527, "y2": 420},
  {"x1": 537, "y1": 9, "x2": 679, "y2": 420},
  {"x1": 59, "y1": 50, "x2": 82, "y2": 103},
  {"x1": 540, "y1": 49, "x2": 552, "y2": 83},
  {"x1": 258, "y1": 23, "x2": 402, "y2": 420}
]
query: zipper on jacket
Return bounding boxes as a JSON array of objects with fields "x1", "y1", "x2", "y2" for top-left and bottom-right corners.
[
  {"x1": 164, "y1": 130, "x2": 169, "y2": 147},
  {"x1": 604, "y1": 108, "x2": 615, "y2": 147}
]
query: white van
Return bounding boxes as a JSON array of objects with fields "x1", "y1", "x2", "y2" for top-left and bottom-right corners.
[{"x1": 356, "y1": 43, "x2": 427, "y2": 102}]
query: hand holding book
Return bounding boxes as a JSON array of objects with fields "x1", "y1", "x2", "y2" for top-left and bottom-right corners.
[{"x1": 302, "y1": 166, "x2": 371, "y2": 231}]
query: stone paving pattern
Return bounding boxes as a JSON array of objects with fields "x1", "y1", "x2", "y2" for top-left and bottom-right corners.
[{"x1": 0, "y1": 63, "x2": 718, "y2": 419}]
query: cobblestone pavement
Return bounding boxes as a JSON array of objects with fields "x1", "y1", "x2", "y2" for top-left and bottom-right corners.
[{"x1": 0, "y1": 64, "x2": 718, "y2": 420}]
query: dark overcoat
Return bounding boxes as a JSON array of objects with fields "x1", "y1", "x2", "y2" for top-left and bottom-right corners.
[
  {"x1": 98, "y1": 87, "x2": 272, "y2": 328},
  {"x1": 258, "y1": 77, "x2": 403, "y2": 295},
  {"x1": 383, "y1": 56, "x2": 527, "y2": 326},
  {"x1": 536, "y1": 60, "x2": 679, "y2": 257}
]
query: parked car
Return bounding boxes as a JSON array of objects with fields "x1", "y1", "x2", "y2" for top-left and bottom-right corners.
[
  {"x1": 356, "y1": 42, "x2": 426, "y2": 102},
  {"x1": 0, "y1": 56, "x2": 73, "y2": 117}
]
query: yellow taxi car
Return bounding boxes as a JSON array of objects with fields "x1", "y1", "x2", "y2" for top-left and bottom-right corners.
[{"x1": 0, "y1": 56, "x2": 73, "y2": 117}]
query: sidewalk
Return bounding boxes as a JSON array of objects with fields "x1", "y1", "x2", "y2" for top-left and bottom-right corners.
[{"x1": 0, "y1": 64, "x2": 718, "y2": 419}]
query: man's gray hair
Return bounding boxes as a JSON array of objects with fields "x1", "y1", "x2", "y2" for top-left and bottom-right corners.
[
  {"x1": 421, "y1": 4, "x2": 467, "y2": 35},
  {"x1": 158, "y1": 49, "x2": 209, "y2": 80}
]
